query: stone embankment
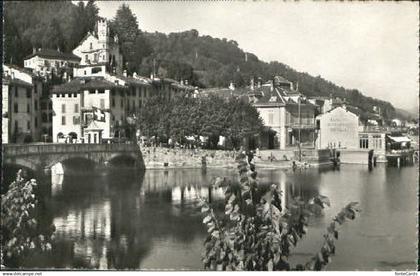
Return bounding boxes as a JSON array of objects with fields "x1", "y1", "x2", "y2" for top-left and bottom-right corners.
[
  {"x1": 142, "y1": 147, "x2": 237, "y2": 169},
  {"x1": 141, "y1": 146, "x2": 333, "y2": 170}
]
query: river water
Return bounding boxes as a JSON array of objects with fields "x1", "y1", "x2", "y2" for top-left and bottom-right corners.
[{"x1": 13, "y1": 164, "x2": 418, "y2": 270}]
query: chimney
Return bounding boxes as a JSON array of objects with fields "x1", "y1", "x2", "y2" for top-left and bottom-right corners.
[
  {"x1": 33, "y1": 47, "x2": 36, "y2": 54},
  {"x1": 150, "y1": 73, "x2": 154, "y2": 80},
  {"x1": 123, "y1": 70, "x2": 127, "y2": 77},
  {"x1": 180, "y1": 80, "x2": 184, "y2": 85},
  {"x1": 257, "y1": 77, "x2": 262, "y2": 88},
  {"x1": 295, "y1": 81, "x2": 299, "y2": 91},
  {"x1": 185, "y1": 80, "x2": 188, "y2": 85},
  {"x1": 250, "y1": 77, "x2": 254, "y2": 91}
]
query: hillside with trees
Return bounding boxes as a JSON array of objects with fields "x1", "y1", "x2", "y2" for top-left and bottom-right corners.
[{"x1": 4, "y1": 1, "x2": 397, "y2": 120}]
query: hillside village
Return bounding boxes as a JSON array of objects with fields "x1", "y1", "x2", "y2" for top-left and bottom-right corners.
[
  {"x1": 2, "y1": 1, "x2": 419, "y2": 271},
  {"x1": 2, "y1": 16, "x2": 418, "y2": 165}
]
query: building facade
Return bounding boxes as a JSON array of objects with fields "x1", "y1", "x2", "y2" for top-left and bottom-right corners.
[
  {"x1": 315, "y1": 106, "x2": 359, "y2": 149},
  {"x1": 72, "y1": 18, "x2": 123, "y2": 75},
  {"x1": 24, "y1": 49, "x2": 81, "y2": 77},
  {"x1": 250, "y1": 76, "x2": 317, "y2": 149},
  {"x1": 2, "y1": 64, "x2": 43, "y2": 143}
]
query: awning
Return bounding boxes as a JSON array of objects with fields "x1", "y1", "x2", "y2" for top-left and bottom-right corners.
[{"x1": 388, "y1": 136, "x2": 411, "y2": 143}]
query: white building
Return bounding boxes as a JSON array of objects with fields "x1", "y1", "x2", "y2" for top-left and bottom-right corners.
[
  {"x1": 315, "y1": 106, "x2": 359, "y2": 149},
  {"x1": 72, "y1": 18, "x2": 123, "y2": 75},
  {"x1": 24, "y1": 49, "x2": 81, "y2": 77},
  {"x1": 2, "y1": 64, "x2": 43, "y2": 143}
]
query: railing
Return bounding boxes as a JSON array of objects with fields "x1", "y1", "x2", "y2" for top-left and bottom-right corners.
[{"x1": 3, "y1": 143, "x2": 138, "y2": 156}]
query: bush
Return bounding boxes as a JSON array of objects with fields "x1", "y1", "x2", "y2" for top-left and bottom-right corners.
[
  {"x1": 199, "y1": 152, "x2": 360, "y2": 271},
  {"x1": 1, "y1": 170, "x2": 55, "y2": 268}
]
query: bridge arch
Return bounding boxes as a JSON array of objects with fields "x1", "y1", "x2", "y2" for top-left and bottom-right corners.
[{"x1": 107, "y1": 154, "x2": 138, "y2": 167}]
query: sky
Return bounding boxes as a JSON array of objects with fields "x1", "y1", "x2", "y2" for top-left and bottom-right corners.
[{"x1": 94, "y1": 1, "x2": 419, "y2": 112}]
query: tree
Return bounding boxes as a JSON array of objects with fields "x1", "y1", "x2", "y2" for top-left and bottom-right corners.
[
  {"x1": 199, "y1": 153, "x2": 360, "y2": 271},
  {"x1": 110, "y1": 4, "x2": 151, "y2": 73},
  {"x1": 1, "y1": 170, "x2": 55, "y2": 268}
]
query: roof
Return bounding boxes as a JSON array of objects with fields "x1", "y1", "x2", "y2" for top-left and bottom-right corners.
[
  {"x1": 4, "y1": 64, "x2": 39, "y2": 78},
  {"x1": 24, "y1": 49, "x2": 81, "y2": 62},
  {"x1": 85, "y1": 120, "x2": 104, "y2": 131},
  {"x1": 319, "y1": 106, "x2": 359, "y2": 118},
  {"x1": 2, "y1": 75, "x2": 33, "y2": 87},
  {"x1": 273, "y1": 76, "x2": 291, "y2": 84},
  {"x1": 114, "y1": 75, "x2": 152, "y2": 87},
  {"x1": 387, "y1": 136, "x2": 411, "y2": 143},
  {"x1": 52, "y1": 77, "x2": 126, "y2": 94}
]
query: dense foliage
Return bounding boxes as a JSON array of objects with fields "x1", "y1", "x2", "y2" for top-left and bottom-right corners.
[
  {"x1": 1, "y1": 170, "x2": 55, "y2": 268},
  {"x1": 136, "y1": 95, "x2": 264, "y2": 149},
  {"x1": 4, "y1": 1, "x2": 398, "y2": 120},
  {"x1": 3, "y1": 0, "x2": 99, "y2": 64},
  {"x1": 199, "y1": 153, "x2": 360, "y2": 270}
]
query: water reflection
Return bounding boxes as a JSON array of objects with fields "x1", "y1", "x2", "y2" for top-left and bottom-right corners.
[{"x1": 16, "y1": 164, "x2": 417, "y2": 270}]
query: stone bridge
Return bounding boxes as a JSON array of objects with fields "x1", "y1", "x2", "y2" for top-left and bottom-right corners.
[{"x1": 2, "y1": 143, "x2": 145, "y2": 173}]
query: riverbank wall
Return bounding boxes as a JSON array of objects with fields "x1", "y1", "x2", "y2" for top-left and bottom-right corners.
[
  {"x1": 142, "y1": 147, "x2": 333, "y2": 170},
  {"x1": 142, "y1": 147, "x2": 237, "y2": 169}
]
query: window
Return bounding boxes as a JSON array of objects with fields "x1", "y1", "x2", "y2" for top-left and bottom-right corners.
[
  {"x1": 268, "y1": 112, "x2": 274, "y2": 124},
  {"x1": 34, "y1": 85, "x2": 37, "y2": 94},
  {"x1": 100, "y1": 99, "x2": 105, "y2": 109},
  {"x1": 27, "y1": 104, "x2": 30, "y2": 113},
  {"x1": 111, "y1": 89, "x2": 115, "y2": 96},
  {"x1": 26, "y1": 88, "x2": 31, "y2": 98},
  {"x1": 61, "y1": 104, "x2": 66, "y2": 113},
  {"x1": 35, "y1": 100, "x2": 38, "y2": 111},
  {"x1": 73, "y1": 93, "x2": 77, "y2": 97},
  {"x1": 42, "y1": 113, "x2": 48, "y2": 123},
  {"x1": 92, "y1": 67, "x2": 102, "y2": 74},
  {"x1": 120, "y1": 99, "x2": 124, "y2": 108},
  {"x1": 98, "y1": 89, "x2": 105, "y2": 94},
  {"x1": 35, "y1": 118, "x2": 38, "y2": 128},
  {"x1": 73, "y1": 116, "x2": 80, "y2": 125},
  {"x1": 112, "y1": 98, "x2": 115, "y2": 107},
  {"x1": 85, "y1": 55, "x2": 88, "y2": 63},
  {"x1": 94, "y1": 53, "x2": 98, "y2": 62},
  {"x1": 90, "y1": 42, "x2": 93, "y2": 50},
  {"x1": 27, "y1": 121, "x2": 30, "y2": 130},
  {"x1": 89, "y1": 90, "x2": 95, "y2": 94},
  {"x1": 61, "y1": 116, "x2": 66, "y2": 125},
  {"x1": 14, "y1": 121, "x2": 18, "y2": 131},
  {"x1": 14, "y1": 86, "x2": 18, "y2": 97},
  {"x1": 359, "y1": 135, "x2": 369, "y2": 149},
  {"x1": 74, "y1": 104, "x2": 79, "y2": 113},
  {"x1": 139, "y1": 100, "x2": 142, "y2": 107}
]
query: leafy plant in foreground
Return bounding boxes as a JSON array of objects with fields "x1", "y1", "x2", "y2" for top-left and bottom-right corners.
[
  {"x1": 1, "y1": 170, "x2": 55, "y2": 268},
  {"x1": 199, "y1": 153, "x2": 360, "y2": 271}
]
